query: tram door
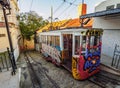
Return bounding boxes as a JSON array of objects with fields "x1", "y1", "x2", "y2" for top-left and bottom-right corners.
[{"x1": 62, "y1": 34, "x2": 73, "y2": 70}]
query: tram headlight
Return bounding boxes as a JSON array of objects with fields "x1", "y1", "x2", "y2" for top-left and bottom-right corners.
[{"x1": 92, "y1": 60, "x2": 96, "y2": 64}]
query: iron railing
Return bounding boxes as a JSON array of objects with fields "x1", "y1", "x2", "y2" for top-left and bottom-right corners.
[{"x1": 111, "y1": 44, "x2": 120, "y2": 69}]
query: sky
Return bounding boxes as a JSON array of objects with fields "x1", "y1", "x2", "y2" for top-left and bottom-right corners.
[{"x1": 18, "y1": 0, "x2": 104, "y2": 20}]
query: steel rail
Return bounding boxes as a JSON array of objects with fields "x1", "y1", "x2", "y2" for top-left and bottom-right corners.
[
  {"x1": 24, "y1": 52, "x2": 42, "y2": 88},
  {"x1": 27, "y1": 51, "x2": 60, "y2": 88},
  {"x1": 88, "y1": 70, "x2": 120, "y2": 88}
]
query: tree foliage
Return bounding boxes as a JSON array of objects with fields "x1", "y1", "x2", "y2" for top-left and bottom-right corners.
[{"x1": 19, "y1": 11, "x2": 48, "y2": 40}]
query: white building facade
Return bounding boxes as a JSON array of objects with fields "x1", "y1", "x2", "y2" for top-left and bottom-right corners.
[{"x1": 93, "y1": 0, "x2": 120, "y2": 58}]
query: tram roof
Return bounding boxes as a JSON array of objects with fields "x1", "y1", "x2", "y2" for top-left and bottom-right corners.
[
  {"x1": 39, "y1": 28, "x2": 103, "y2": 36},
  {"x1": 37, "y1": 18, "x2": 93, "y2": 33},
  {"x1": 39, "y1": 28, "x2": 87, "y2": 33}
]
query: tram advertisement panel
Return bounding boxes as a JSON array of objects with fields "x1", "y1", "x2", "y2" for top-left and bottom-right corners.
[{"x1": 41, "y1": 43, "x2": 61, "y2": 63}]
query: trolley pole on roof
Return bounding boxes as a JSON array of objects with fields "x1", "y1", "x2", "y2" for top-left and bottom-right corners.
[{"x1": 0, "y1": 0, "x2": 17, "y2": 75}]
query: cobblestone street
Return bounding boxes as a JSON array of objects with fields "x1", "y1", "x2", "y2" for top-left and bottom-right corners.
[{"x1": 18, "y1": 51, "x2": 101, "y2": 88}]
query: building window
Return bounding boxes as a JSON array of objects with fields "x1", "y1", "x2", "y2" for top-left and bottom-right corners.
[
  {"x1": 117, "y1": 4, "x2": 120, "y2": 9},
  {"x1": 0, "y1": 34, "x2": 6, "y2": 37},
  {"x1": 106, "y1": 5, "x2": 114, "y2": 10}
]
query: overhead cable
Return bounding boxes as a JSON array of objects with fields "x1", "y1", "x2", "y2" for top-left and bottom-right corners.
[
  {"x1": 57, "y1": 0, "x2": 77, "y2": 18},
  {"x1": 18, "y1": 0, "x2": 24, "y2": 10},
  {"x1": 53, "y1": 1, "x2": 65, "y2": 15},
  {"x1": 29, "y1": 0, "x2": 33, "y2": 11},
  {"x1": 65, "y1": 0, "x2": 78, "y2": 6}
]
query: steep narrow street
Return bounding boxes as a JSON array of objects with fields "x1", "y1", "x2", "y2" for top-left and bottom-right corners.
[{"x1": 18, "y1": 51, "x2": 101, "y2": 88}]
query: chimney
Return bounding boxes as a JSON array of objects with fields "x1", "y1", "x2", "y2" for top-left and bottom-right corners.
[{"x1": 78, "y1": 3, "x2": 87, "y2": 17}]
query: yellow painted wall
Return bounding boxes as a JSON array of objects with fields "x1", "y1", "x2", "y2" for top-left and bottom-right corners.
[
  {"x1": 0, "y1": 28, "x2": 9, "y2": 52},
  {"x1": 24, "y1": 39, "x2": 35, "y2": 50},
  {"x1": 0, "y1": 27, "x2": 20, "y2": 53}
]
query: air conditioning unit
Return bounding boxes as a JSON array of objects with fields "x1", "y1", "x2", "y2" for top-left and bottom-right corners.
[
  {"x1": 106, "y1": 5, "x2": 115, "y2": 10},
  {"x1": 117, "y1": 4, "x2": 120, "y2": 9}
]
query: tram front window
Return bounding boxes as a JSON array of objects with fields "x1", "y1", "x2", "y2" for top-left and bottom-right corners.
[
  {"x1": 89, "y1": 36, "x2": 100, "y2": 53},
  {"x1": 75, "y1": 36, "x2": 80, "y2": 55},
  {"x1": 89, "y1": 36, "x2": 100, "y2": 46},
  {"x1": 82, "y1": 36, "x2": 86, "y2": 51}
]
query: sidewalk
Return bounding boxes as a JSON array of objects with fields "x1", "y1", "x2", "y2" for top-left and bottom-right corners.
[
  {"x1": 0, "y1": 68, "x2": 21, "y2": 88},
  {"x1": 101, "y1": 54, "x2": 120, "y2": 70},
  {"x1": 101, "y1": 54, "x2": 112, "y2": 66}
]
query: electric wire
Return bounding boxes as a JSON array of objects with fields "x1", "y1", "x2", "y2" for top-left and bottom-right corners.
[
  {"x1": 63, "y1": 1, "x2": 79, "y2": 19},
  {"x1": 65, "y1": 0, "x2": 78, "y2": 6},
  {"x1": 57, "y1": 0, "x2": 77, "y2": 19},
  {"x1": 18, "y1": 0, "x2": 25, "y2": 11},
  {"x1": 18, "y1": 0, "x2": 21, "y2": 10},
  {"x1": 53, "y1": 0, "x2": 78, "y2": 17},
  {"x1": 29, "y1": 0, "x2": 33, "y2": 11},
  {"x1": 53, "y1": 1, "x2": 65, "y2": 15},
  {"x1": 59, "y1": 0, "x2": 78, "y2": 6}
]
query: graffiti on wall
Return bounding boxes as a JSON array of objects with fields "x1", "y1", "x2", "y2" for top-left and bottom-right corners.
[{"x1": 42, "y1": 43, "x2": 61, "y2": 63}]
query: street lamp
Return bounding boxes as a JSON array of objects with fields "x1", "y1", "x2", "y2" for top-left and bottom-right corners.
[{"x1": 0, "y1": 0, "x2": 17, "y2": 75}]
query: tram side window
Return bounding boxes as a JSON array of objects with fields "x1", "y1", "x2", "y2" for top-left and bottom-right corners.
[
  {"x1": 47, "y1": 36, "x2": 49, "y2": 44},
  {"x1": 51, "y1": 36, "x2": 55, "y2": 46},
  {"x1": 36, "y1": 36, "x2": 39, "y2": 43},
  {"x1": 47, "y1": 36, "x2": 49, "y2": 45},
  {"x1": 82, "y1": 36, "x2": 86, "y2": 51},
  {"x1": 55, "y1": 36, "x2": 60, "y2": 46},
  {"x1": 47, "y1": 36, "x2": 52, "y2": 45},
  {"x1": 41, "y1": 35, "x2": 44, "y2": 43},
  {"x1": 45, "y1": 35, "x2": 47, "y2": 44},
  {"x1": 43, "y1": 35, "x2": 46, "y2": 43},
  {"x1": 75, "y1": 36, "x2": 80, "y2": 55},
  {"x1": 39, "y1": 36, "x2": 42, "y2": 43},
  {"x1": 39, "y1": 35, "x2": 41, "y2": 42},
  {"x1": 55, "y1": 36, "x2": 60, "y2": 51},
  {"x1": 63, "y1": 35, "x2": 68, "y2": 49}
]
